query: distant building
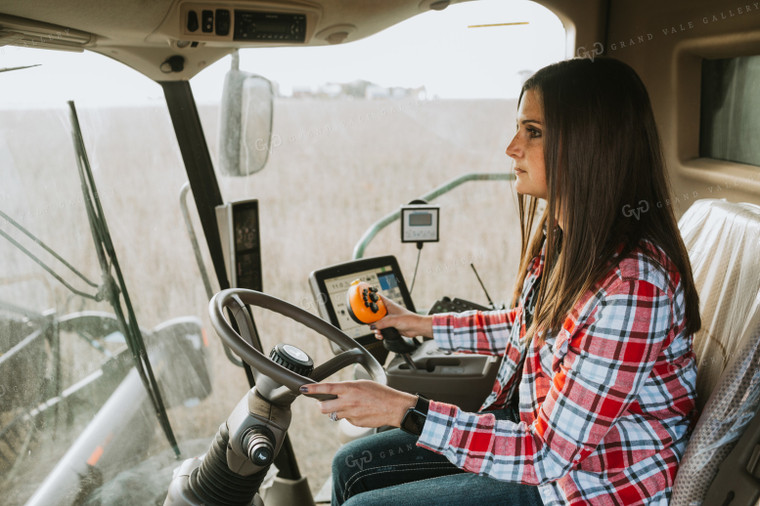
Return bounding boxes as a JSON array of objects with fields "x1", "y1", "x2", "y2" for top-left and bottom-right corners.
[{"x1": 286, "y1": 80, "x2": 427, "y2": 100}]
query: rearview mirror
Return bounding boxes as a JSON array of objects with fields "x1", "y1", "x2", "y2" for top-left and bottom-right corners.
[{"x1": 218, "y1": 51, "x2": 274, "y2": 177}]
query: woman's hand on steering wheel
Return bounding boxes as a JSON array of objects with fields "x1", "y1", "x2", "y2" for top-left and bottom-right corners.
[{"x1": 300, "y1": 380, "x2": 417, "y2": 428}]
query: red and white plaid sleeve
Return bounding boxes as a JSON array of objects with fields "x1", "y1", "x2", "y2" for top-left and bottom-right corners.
[
  {"x1": 418, "y1": 253, "x2": 696, "y2": 505},
  {"x1": 431, "y1": 308, "x2": 520, "y2": 355}
]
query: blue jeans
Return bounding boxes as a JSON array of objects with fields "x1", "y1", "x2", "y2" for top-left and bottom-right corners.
[{"x1": 331, "y1": 408, "x2": 543, "y2": 506}]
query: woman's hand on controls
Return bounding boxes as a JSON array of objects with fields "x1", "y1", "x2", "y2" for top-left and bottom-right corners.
[
  {"x1": 300, "y1": 380, "x2": 417, "y2": 428},
  {"x1": 373, "y1": 295, "x2": 433, "y2": 339}
]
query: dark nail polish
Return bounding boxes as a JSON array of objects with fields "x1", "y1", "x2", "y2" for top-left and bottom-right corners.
[{"x1": 299, "y1": 386, "x2": 308, "y2": 393}]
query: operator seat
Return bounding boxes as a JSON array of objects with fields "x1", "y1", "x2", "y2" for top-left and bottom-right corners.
[{"x1": 670, "y1": 199, "x2": 760, "y2": 505}]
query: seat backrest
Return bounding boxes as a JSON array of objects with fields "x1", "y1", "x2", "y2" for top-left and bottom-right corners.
[
  {"x1": 683, "y1": 199, "x2": 760, "y2": 409},
  {"x1": 670, "y1": 198, "x2": 760, "y2": 505}
]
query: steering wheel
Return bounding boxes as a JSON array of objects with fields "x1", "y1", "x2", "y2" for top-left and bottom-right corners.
[{"x1": 209, "y1": 288, "x2": 387, "y2": 403}]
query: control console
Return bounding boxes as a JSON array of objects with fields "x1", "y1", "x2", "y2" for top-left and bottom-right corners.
[{"x1": 310, "y1": 255, "x2": 499, "y2": 411}]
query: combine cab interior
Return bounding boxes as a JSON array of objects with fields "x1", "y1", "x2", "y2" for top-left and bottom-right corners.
[{"x1": 1, "y1": 0, "x2": 759, "y2": 504}]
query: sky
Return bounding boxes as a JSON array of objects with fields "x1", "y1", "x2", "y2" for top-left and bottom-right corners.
[{"x1": 0, "y1": 0, "x2": 566, "y2": 108}]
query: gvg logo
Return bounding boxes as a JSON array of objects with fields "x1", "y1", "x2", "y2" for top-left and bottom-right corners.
[
  {"x1": 576, "y1": 42, "x2": 604, "y2": 61},
  {"x1": 254, "y1": 134, "x2": 283, "y2": 152},
  {"x1": 344, "y1": 450, "x2": 372, "y2": 471},
  {"x1": 622, "y1": 200, "x2": 650, "y2": 220}
]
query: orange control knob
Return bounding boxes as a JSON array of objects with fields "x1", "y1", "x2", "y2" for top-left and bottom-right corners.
[
  {"x1": 346, "y1": 280, "x2": 387, "y2": 325},
  {"x1": 346, "y1": 279, "x2": 418, "y2": 357}
]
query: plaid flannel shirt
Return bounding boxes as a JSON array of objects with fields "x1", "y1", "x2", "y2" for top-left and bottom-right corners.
[{"x1": 418, "y1": 242, "x2": 697, "y2": 505}]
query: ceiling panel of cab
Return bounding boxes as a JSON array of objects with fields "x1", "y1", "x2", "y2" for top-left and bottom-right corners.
[{"x1": 0, "y1": 0, "x2": 462, "y2": 81}]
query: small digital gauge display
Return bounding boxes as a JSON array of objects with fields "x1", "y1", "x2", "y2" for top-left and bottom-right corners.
[
  {"x1": 234, "y1": 207, "x2": 259, "y2": 251},
  {"x1": 409, "y1": 212, "x2": 433, "y2": 227},
  {"x1": 217, "y1": 199, "x2": 263, "y2": 292},
  {"x1": 232, "y1": 201, "x2": 262, "y2": 291},
  {"x1": 260, "y1": 19, "x2": 292, "y2": 34},
  {"x1": 401, "y1": 205, "x2": 440, "y2": 243}
]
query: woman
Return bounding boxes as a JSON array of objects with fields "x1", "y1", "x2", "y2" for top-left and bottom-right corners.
[{"x1": 301, "y1": 57, "x2": 701, "y2": 505}]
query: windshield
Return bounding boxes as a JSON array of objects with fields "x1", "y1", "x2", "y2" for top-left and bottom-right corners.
[
  {"x1": 0, "y1": 82, "x2": 218, "y2": 506},
  {"x1": 0, "y1": 0, "x2": 564, "y2": 503}
]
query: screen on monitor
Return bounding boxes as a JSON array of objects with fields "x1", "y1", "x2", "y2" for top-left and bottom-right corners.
[{"x1": 309, "y1": 256, "x2": 415, "y2": 344}]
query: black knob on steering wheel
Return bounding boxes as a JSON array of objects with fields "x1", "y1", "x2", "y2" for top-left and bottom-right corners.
[
  {"x1": 209, "y1": 289, "x2": 387, "y2": 403},
  {"x1": 269, "y1": 343, "x2": 314, "y2": 377}
]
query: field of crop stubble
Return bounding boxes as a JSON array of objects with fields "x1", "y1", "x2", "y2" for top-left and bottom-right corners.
[{"x1": 0, "y1": 96, "x2": 520, "y2": 497}]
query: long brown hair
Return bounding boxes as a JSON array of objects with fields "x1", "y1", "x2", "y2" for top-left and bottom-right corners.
[{"x1": 512, "y1": 58, "x2": 701, "y2": 342}]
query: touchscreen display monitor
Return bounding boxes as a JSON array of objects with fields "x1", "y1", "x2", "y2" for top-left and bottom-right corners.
[{"x1": 309, "y1": 256, "x2": 415, "y2": 343}]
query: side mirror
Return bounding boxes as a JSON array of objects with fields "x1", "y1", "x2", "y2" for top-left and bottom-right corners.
[{"x1": 218, "y1": 51, "x2": 274, "y2": 177}]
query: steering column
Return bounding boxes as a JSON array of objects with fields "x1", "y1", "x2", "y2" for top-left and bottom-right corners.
[{"x1": 164, "y1": 289, "x2": 386, "y2": 506}]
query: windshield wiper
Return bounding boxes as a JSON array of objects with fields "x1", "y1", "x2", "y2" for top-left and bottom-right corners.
[{"x1": 67, "y1": 101, "x2": 180, "y2": 457}]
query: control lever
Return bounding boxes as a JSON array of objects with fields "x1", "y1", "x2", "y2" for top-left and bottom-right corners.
[
  {"x1": 470, "y1": 263, "x2": 496, "y2": 309},
  {"x1": 346, "y1": 280, "x2": 418, "y2": 369}
]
